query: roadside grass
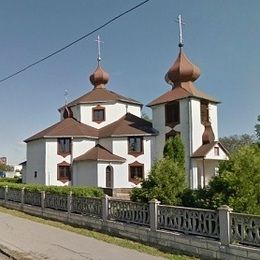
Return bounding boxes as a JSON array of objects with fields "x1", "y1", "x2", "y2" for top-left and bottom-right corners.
[{"x1": 0, "y1": 206, "x2": 197, "y2": 260}]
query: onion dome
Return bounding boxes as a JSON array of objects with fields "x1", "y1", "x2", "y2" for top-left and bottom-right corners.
[
  {"x1": 202, "y1": 122, "x2": 215, "y2": 144},
  {"x1": 89, "y1": 64, "x2": 109, "y2": 88},
  {"x1": 165, "y1": 47, "x2": 201, "y2": 86}
]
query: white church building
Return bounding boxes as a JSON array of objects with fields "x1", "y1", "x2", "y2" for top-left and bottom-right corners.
[{"x1": 23, "y1": 24, "x2": 228, "y2": 192}]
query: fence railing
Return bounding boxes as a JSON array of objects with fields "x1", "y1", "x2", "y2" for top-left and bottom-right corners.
[
  {"x1": 0, "y1": 185, "x2": 259, "y2": 248},
  {"x1": 108, "y1": 199, "x2": 150, "y2": 226},
  {"x1": 158, "y1": 205, "x2": 219, "y2": 238},
  {"x1": 231, "y1": 212, "x2": 260, "y2": 247}
]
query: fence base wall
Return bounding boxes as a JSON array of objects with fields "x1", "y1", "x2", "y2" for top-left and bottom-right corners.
[{"x1": 0, "y1": 200, "x2": 259, "y2": 260}]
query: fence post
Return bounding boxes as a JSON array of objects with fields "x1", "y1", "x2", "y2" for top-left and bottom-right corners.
[
  {"x1": 218, "y1": 205, "x2": 233, "y2": 246},
  {"x1": 149, "y1": 199, "x2": 160, "y2": 231},
  {"x1": 21, "y1": 187, "x2": 25, "y2": 208},
  {"x1": 4, "y1": 185, "x2": 8, "y2": 202},
  {"x1": 102, "y1": 195, "x2": 109, "y2": 221},
  {"x1": 68, "y1": 191, "x2": 72, "y2": 215},
  {"x1": 41, "y1": 191, "x2": 45, "y2": 211}
]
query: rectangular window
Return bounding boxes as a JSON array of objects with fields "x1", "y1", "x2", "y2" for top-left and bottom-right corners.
[
  {"x1": 214, "y1": 147, "x2": 220, "y2": 156},
  {"x1": 58, "y1": 138, "x2": 71, "y2": 155},
  {"x1": 128, "y1": 137, "x2": 143, "y2": 154},
  {"x1": 129, "y1": 165, "x2": 144, "y2": 184},
  {"x1": 58, "y1": 166, "x2": 71, "y2": 181},
  {"x1": 93, "y1": 106, "x2": 105, "y2": 122},
  {"x1": 165, "y1": 101, "x2": 180, "y2": 126},
  {"x1": 201, "y1": 101, "x2": 209, "y2": 124}
]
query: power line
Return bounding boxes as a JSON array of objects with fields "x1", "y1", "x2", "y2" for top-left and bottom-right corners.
[{"x1": 0, "y1": 0, "x2": 151, "y2": 84}]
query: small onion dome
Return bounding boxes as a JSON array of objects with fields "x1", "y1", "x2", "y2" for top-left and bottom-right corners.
[
  {"x1": 165, "y1": 48, "x2": 201, "y2": 86},
  {"x1": 202, "y1": 122, "x2": 215, "y2": 144},
  {"x1": 89, "y1": 64, "x2": 109, "y2": 88},
  {"x1": 63, "y1": 106, "x2": 73, "y2": 119}
]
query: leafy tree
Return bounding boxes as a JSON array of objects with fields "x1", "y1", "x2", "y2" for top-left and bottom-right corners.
[
  {"x1": 255, "y1": 115, "x2": 260, "y2": 141},
  {"x1": 219, "y1": 134, "x2": 255, "y2": 153},
  {"x1": 0, "y1": 163, "x2": 14, "y2": 172},
  {"x1": 131, "y1": 136, "x2": 186, "y2": 204},
  {"x1": 181, "y1": 145, "x2": 260, "y2": 214},
  {"x1": 163, "y1": 135, "x2": 185, "y2": 167}
]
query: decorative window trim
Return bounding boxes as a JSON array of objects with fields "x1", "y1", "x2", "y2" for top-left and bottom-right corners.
[
  {"x1": 165, "y1": 101, "x2": 180, "y2": 128},
  {"x1": 165, "y1": 130, "x2": 180, "y2": 141},
  {"x1": 129, "y1": 161, "x2": 144, "y2": 185},
  {"x1": 57, "y1": 138, "x2": 72, "y2": 157},
  {"x1": 57, "y1": 161, "x2": 71, "y2": 182},
  {"x1": 128, "y1": 136, "x2": 144, "y2": 157},
  {"x1": 92, "y1": 105, "x2": 105, "y2": 123}
]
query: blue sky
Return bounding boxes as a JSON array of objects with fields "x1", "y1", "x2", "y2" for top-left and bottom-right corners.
[{"x1": 0, "y1": 0, "x2": 259, "y2": 165}]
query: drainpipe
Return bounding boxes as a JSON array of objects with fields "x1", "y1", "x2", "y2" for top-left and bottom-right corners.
[
  {"x1": 70, "y1": 137, "x2": 74, "y2": 186},
  {"x1": 203, "y1": 158, "x2": 206, "y2": 188},
  {"x1": 188, "y1": 99, "x2": 193, "y2": 188}
]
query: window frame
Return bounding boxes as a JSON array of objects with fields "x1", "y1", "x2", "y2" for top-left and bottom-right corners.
[
  {"x1": 165, "y1": 101, "x2": 180, "y2": 127},
  {"x1": 128, "y1": 136, "x2": 143, "y2": 156},
  {"x1": 57, "y1": 162, "x2": 71, "y2": 182},
  {"x1": 129, "y1": 162, "x2": 144, "y2": 185},
  {"x1": 214, "y1": 147, "x2": 220, "y2": 156},
  {"x1": 57, "y1": 138, "x2": 71, "y2": 157},
  {"x1": 92, "y1": 105, "x2": 105, "y2": 123}
]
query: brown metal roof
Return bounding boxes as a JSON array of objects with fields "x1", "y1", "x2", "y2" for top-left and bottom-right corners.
[
  {"x1": 60, "y1": 87, "x2": 142, "y2": 110},
  {"x1": 25, "y1": 117, "x2": 98, "y2": 142},
  {"x1": 74, "y1": 144, "x2": 125, "y2": 162},
  {"x1": 147, "y1": 82, "x2": 219, "y2": 107},
  {"x1": 99, "y1": 113, "x2": 158, "y2": 138},
  {"x1": 192, "y1": 141, "x2": 229, "y2": 158}
]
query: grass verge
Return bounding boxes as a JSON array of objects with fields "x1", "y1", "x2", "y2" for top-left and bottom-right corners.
[{"x1": 0, "y1": 206, "x2": 197, "y2": 260}]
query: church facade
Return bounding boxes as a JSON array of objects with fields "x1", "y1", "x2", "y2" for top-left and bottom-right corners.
[{"x1": 23, "y1": 34, "x2": 228, "y2": 190}]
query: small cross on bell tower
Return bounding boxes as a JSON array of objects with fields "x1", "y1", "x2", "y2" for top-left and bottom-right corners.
[
  {"x1": 95, "y1": 35, "x2": 104, "y2": 63},
  {"x1": 176, "y1": 14, "x2": 185, "y2": 47}
]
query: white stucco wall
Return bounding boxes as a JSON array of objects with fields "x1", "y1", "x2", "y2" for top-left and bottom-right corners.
[
  {"x1": 152, "y1": 104, "x2": 167, "y2": 160},
  {"x1": 72, "y1": 138, "x2": 96, "y2": 159},
  {"x1": 208, "y1": 103, "x2": 218, "y2": 141},
  {"x1": 26, "y1": 139, "x2": 46, "y2": 184},
  {"x1": 73, "y1": 161, "x2": 97, "y2": 186},
  {"x1": 99, "y1": 138, "x2": 112, "y2": 151},
  {"x1": 78, "y1": 102, "x2": 141, "y2": 129},
  {"x1": 110, "y1": 137, "x2": 153, "y2": 188}
]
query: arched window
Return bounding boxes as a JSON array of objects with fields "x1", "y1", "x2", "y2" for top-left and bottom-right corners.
[{"x1": 106, "y1": 166, "x2": 113, "y2": 188}]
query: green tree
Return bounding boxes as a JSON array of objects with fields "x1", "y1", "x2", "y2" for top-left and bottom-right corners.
[
  {"x1": 181, "y1": 145, "x2": 260, "y2": 214},
  {"x1": 163, "y1": 135, "x2": 185, "y2": 167},
  {"x1": 0, "y1": 163, "x2": 14, "y2": 172},
  {"x1": 255, "y1": 115, "x2": 260, "y2": 141},
  {"x1": 131, "y1": 136, "x2": 186, "y2": 204},
  {"x1": 219, "y1": 134, "x2": 254, "y2": 153}
]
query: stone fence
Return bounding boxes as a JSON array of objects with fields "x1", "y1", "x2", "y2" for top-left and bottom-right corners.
[{"x1": 0, "y1": 186, "x2": 259, "y2": 260}]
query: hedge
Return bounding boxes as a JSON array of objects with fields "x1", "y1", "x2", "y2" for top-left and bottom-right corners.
[{"x1": 0, "y1": 182, "x2": 104, "y2": 198}]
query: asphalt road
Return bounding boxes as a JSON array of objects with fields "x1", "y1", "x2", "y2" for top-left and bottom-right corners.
[{"x1": 0, "y1": 212, "x2": 164, "y2": 260}]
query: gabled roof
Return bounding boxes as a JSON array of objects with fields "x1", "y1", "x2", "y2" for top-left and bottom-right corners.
[
  {"x1": 147, "y1": 82, "x2": 218, "y2": 107},
  {"x1": 25, "y1": 117, "x2": 98, "y2": 142},
  {"x1": 99, "y1": 113, "x2": 158, "y2": 138},
  {"x1": 192, "y1": 141, "x2": 229, "y2": 158},
  {"x1": 60, "y1": 88, "x2": 142, "y2": 110},
  {"x1": 74, "y1": 144, "x2": 125, "y2": 163}
]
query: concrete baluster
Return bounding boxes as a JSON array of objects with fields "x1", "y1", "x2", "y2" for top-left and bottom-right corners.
[
  {"x1": 102, "y1": 195, "x2": 109, "y2": 221},
  {"x1": 218, "y1": 205, "x2": 233, "y2": 246},
  {"x1": 68, "y1": 191, "x2": 73, "y2": 214},
  {"x1": 4, "y1": 185, "x2": 8, "y2": 202},
  {"x1": 149, "y1": 199, "x2": 160, "y2": 231}
]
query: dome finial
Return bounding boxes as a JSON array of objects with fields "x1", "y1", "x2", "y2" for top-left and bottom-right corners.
[
  {"x1": 89, "y1": 35, "x2": 109, "y2": 88},
  {"x1": 176, "y1": 14, "x2": 185, "y2": 47},
  {"x1": 96, "y1": 35, "x2": 103, "y2": 63}
]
